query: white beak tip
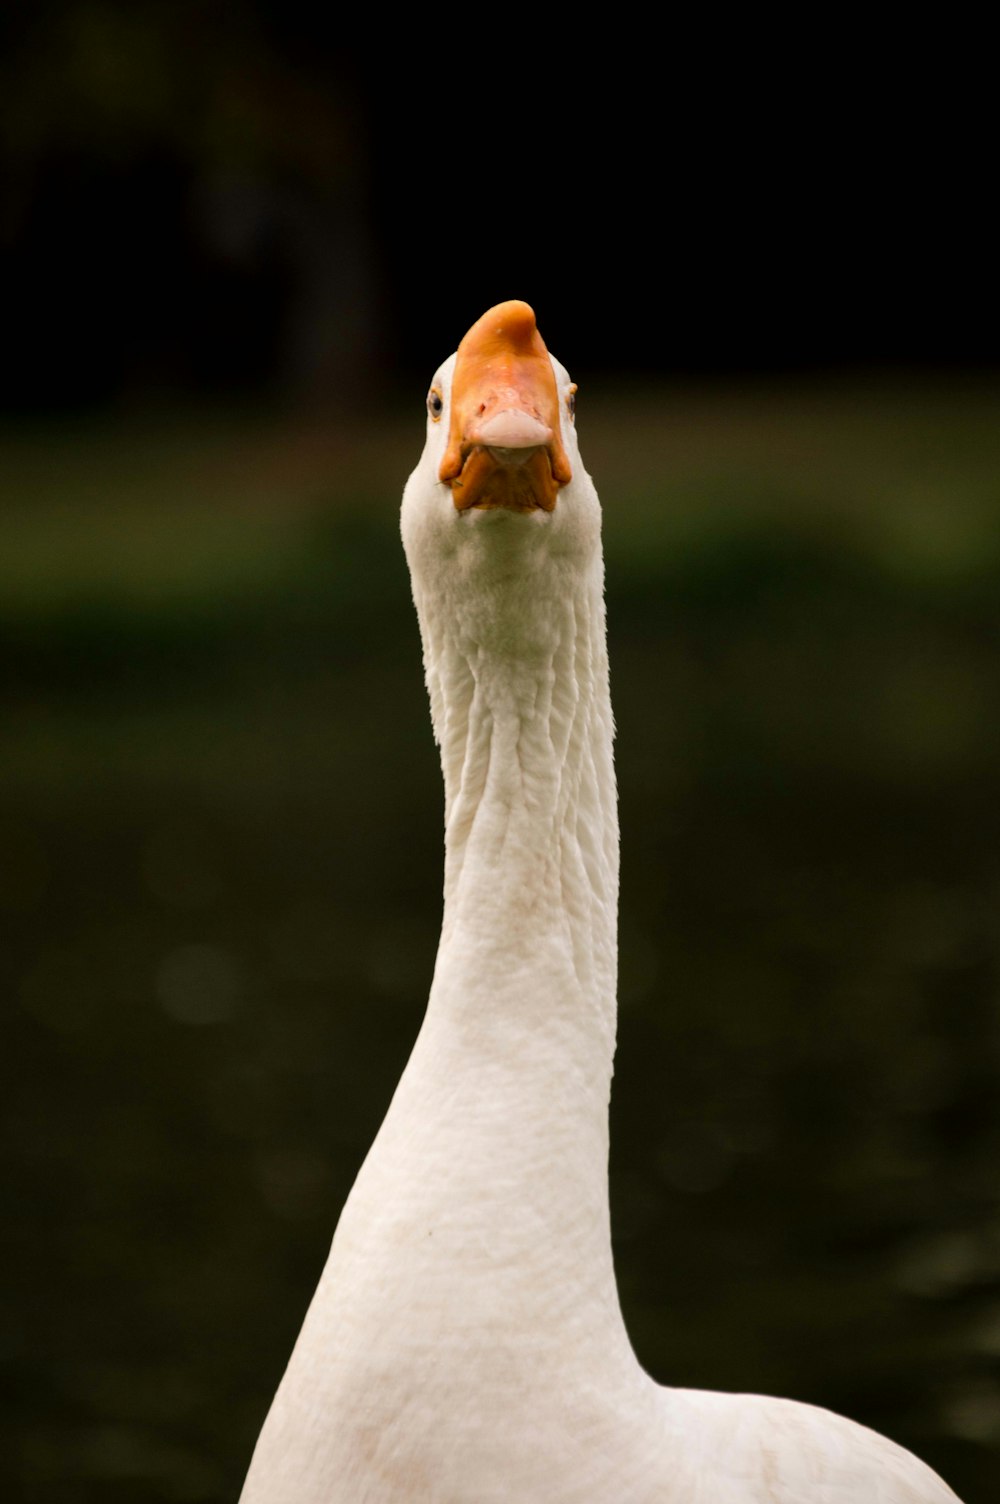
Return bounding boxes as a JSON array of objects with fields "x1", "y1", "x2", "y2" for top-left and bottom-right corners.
[{"x1": 472, "y1": 410, "x2": 553, "y2": 450}]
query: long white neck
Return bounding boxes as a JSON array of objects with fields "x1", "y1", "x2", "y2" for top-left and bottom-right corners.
[
  {"x1": 421, "y1": 530, "x2": 619, "y2": 1061},
  {"x1": 355, "y1": 507, "x2": 629, "y2": 1368}
]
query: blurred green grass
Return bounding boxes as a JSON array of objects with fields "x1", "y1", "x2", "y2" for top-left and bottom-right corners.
[
  {"x1": 5, "y1": 378, "x2": 1000, "y2": 608},
  {"x1": 4, "y1": 381, "x2": 1000, "y2": 1503},
  {"x1": 4, "y1": 381, "x2": 999, "y2": 797}
]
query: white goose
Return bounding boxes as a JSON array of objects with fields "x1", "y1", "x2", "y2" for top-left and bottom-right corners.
[{"x1": 239, "y1": 302, "x2": 960, "y2": 1502}]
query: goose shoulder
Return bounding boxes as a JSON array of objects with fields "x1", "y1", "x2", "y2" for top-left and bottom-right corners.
[{"x1": 659, "y1": 1387, "x2": 960, "y2": 1502}]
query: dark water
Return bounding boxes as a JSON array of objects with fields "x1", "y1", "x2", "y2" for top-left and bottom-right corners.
[{"x1": 5, "y1": 389, "x2": 1000, "y2": 1500}]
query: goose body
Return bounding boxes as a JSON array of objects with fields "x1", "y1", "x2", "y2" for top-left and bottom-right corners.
[{"x1": 239, "y1": 303, "x2": 959, "y2": 1502}]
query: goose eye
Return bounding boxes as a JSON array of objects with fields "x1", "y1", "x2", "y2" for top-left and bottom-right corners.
[
  {"x1": 427, "y1": 388, "x2": 444, "y2": 421},
  {"x1": 566, "y1": 384, "x2": 577, "y2": 423}
]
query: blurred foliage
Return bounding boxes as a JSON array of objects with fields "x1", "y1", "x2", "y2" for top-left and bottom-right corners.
[
  {"x1": 1, "y1": 4, "x2": 371, "y2": 407},
  {"x1": 4, "y1": 7, "x2": 994, "y2": 416},
  {"x1": 4, "y1": 380, "x2": 1000, "y2": 1501},
  {"x1": 0, "y1": 3, "x2": 356, "y2": 188}
]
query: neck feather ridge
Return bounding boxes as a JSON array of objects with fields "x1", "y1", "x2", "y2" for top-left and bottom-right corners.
[{"x1": 415, "y1": 547, "x2": 619, "y2": 1053}]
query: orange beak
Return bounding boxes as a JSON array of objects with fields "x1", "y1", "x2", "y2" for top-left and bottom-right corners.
[{"x1": 439, "y1": 301, "x2": 572, "y2": 513}]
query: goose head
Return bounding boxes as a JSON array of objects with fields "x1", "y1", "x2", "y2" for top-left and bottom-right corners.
[{"x1": 401, "y1": 301, "x2": 603, "y2": 645}]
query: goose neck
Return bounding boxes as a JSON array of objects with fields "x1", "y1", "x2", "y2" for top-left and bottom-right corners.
[{"x1": 418, "y1": 553, "x2": 619, "y2": 1053}]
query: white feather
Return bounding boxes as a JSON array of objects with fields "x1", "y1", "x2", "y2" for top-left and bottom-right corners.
[{"x1": 239, "y1": 327, "x2": 960, "y2": 1502}]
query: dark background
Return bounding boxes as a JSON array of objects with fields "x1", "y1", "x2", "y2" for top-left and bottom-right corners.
[
  {"x1": 4, "y1": 8, "x2": 999, "y2": 1503},
  {"x1": 3, "y1": 5, "x2": 996, "y2": 411}
]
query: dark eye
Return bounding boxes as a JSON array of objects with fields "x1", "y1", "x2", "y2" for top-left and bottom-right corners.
[
  {"x1": 427, "y1": 388, "x2": 444, "y2": 421},
  {"x1": 566, "y1": 384, "x2": 577, "y2": 422}
]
